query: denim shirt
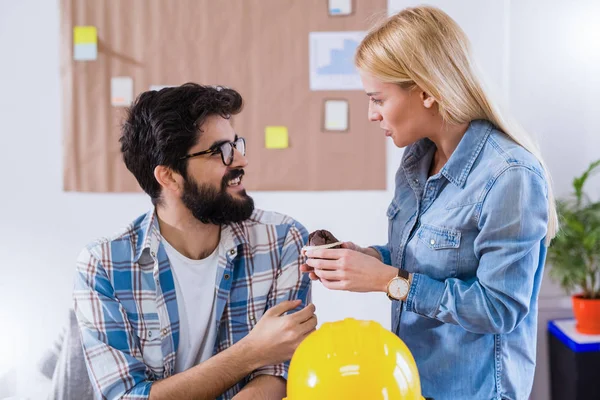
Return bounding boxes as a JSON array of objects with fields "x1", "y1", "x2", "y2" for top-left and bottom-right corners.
[{"x1": 374, "y1": 120, "x2": 549, "y2": 400}]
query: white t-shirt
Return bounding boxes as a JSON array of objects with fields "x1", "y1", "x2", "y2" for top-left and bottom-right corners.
[{"x1": 162, "y1": 239, "x2": 220, "y2": 373}]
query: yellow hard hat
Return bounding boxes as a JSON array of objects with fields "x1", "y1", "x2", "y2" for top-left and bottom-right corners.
[{"x1": 285, "y1": 318, "x2": 424, "y2": 400}]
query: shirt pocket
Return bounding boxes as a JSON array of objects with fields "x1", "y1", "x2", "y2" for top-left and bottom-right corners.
[
  {"x1": 415, "y1": 224, "x2": 461, "y2": 278},
  {"x1": 137, "y1": 323, "x2": 164, "y2": 377},
  {"x1": 228, "y1": 289, "x2": 265, "y2": 338},
  {"x1": 229, "y1": 314, "x2": 255, "y2": 329}
]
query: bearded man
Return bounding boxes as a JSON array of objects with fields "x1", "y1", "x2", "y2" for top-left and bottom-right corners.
[{"x1": 73, "y1": 83, "x2": 314, "y2": 400}]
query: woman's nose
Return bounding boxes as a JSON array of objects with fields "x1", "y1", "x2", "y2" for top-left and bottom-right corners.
[
  {"x1": 368, "y1": 103, "x2": 382, "y2": 122},
  {"x1": 369, "y1": 110, "x2": 382, "y2": 122}
]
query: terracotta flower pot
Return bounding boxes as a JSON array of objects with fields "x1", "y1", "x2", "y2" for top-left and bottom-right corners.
[{"x1": 572, "y1": 294, "x2": 600, "y2": 334}]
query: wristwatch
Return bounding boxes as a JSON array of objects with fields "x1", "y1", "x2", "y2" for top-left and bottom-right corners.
[{"x1": 386, "y1": 269, "x2": 411, "y2": 301}]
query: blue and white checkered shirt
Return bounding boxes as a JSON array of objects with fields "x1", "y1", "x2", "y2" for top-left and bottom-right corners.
[{"x1": 73, "y1": 209, "x2": 311, "y2": 399}]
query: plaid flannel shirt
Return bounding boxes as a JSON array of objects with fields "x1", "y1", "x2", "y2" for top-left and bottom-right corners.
[{"x1": 73, "y1": 209, "x2": 311, "y2": 399}]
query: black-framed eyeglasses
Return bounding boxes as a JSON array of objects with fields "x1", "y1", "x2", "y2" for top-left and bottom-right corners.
[{"x1": 180, "y1": 137, "x2": 246, "y2": 166}]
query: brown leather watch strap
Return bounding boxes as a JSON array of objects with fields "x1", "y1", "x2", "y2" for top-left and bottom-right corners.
[{"x1": 397, "y1": 268, "x2": 410, "y2": 280}]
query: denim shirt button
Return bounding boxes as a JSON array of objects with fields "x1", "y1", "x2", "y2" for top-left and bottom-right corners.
[{"x1": 430, "y1": 239, "x2": 436, "y2": 245}]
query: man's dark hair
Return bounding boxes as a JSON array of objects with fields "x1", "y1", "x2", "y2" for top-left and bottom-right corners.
[{"x1": 120, "y1": 83, "x2": 243, "y2": 205}]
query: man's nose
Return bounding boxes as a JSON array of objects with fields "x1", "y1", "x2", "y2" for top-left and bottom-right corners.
[{"x1": 231, "y1": 147, "x2": 248, "y2": 168}]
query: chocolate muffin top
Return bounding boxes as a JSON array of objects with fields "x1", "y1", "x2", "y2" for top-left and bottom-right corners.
[{"x1": 308, "y1": 229, "x2": 340, "y2": 247}]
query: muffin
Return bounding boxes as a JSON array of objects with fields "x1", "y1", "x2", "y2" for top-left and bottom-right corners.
[{"x1": 302, "y1": 229, "x2": 342, "y2": 255}]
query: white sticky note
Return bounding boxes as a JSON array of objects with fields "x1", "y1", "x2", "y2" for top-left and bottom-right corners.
[
  {"x1": 74, "y1": 44, "x2": 97, "y2": 61},
  {"x1": 329, "y1": 0, "x2": 352, "y2": 16},
  {"x1": 111, "y1": 77, "x2": 133, "y2": 107},
  {"x1": 324, "y1": 100, "x2": 349, "y2": 131}
]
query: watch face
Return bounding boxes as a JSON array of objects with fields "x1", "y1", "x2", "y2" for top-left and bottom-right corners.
[{"x1": 389, "y1": 278, "x2": 410, "y2": 300}]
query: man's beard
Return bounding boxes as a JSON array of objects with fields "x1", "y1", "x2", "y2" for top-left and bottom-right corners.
[{"x1": 181, "y1": 169, "x2": 254, "y2": 225}]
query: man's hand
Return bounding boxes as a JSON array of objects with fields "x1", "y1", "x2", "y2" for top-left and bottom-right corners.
[
  {"x1": 150, "y1": 300, "x2": 314, "y2": 400},
  {"x1": 232, "y1": 375, "x2": 286, "y2": 400},
  {"x1": 243, "y1": 300, "x2": 317, "y2": 366}
]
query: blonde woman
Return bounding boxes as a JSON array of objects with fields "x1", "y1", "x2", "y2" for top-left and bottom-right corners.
[{"x1": 301, "y1": 6, "x2": 557, "y2": 400}]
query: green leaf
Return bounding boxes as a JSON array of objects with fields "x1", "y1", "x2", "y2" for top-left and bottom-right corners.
[{"x1": 547, "y1": 159, "x2": 600, "y2": 298}]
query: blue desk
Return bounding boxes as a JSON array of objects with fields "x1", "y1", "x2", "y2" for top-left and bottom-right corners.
[{"x1": 548, "y1": 319, "x2": 600, "y2": 400}]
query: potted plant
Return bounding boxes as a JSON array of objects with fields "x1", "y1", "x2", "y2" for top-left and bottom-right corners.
[{"x1": 547, "y1": 159, "x2": 600, "y2": 334}]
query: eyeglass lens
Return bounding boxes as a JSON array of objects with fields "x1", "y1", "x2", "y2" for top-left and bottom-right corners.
[{"x1": 221, "y1": 138, "x2": 245, "y2": 165}]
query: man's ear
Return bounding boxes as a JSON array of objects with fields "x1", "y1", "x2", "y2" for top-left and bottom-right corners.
[
  {"x1": 420, "y1": 90, "x2": 437, "y2": 109},
  {"x1": 154, "y1": 165, "x2": 183, "y2": 196}
]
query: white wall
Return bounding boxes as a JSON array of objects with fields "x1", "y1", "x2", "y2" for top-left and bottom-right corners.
[
  {"x1": 1, "y1": 1, "x2": 599, "y2": 399},
  {"x1": 510, "y1": 1, "x2": 600, "y2": 399}
]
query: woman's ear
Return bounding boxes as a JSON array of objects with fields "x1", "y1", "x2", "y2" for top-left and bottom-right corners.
[
  {"x1": 154, "y1": 165, "x2": 183, "y2": 196},
  {"x1": 420, "y1": 91, "x2": 437, "y2": 109}
]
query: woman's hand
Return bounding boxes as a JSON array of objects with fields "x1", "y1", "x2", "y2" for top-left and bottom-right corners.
[
  {"x1": 300, "y1": 242, "x2": 363, "y2": 281},
  {"x1": 300, "y1": 242, "x2": 384, "y2": 282},
  {"x1": 338, "y1": 241, "x2": 364, "y2": 252},
  {"x1": 300, "y1": 246, "x2": 397, "y2": 293}
]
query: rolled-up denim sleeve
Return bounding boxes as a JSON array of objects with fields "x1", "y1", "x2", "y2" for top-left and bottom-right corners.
[
  {"x1": 406, "y1": 166, "x2": 549, "y2": 334},
  {"x1": 370, "y1": 244, "x2": 392, "y2": 265}
]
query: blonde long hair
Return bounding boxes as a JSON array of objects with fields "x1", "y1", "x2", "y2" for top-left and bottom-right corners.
[{"x1": 356, "y1": 6, "x2": 557, "y2": 244}]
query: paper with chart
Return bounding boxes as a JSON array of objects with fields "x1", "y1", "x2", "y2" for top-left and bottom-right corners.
[{"x1": 309, "y1": 31, "x2": 365, "y2": 91}]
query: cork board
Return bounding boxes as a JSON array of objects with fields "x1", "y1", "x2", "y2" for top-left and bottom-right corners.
[{"x1": 60, "y1": 0, "x2": 387, "y2": 192}]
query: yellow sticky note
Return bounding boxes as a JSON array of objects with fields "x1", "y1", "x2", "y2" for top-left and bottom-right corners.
[
  {"x1": 74, "y1": 26, "x2": 97, "y2": 45},
  {"x1": 265, "y1": 126, "x2": 289, "y2": 149}
]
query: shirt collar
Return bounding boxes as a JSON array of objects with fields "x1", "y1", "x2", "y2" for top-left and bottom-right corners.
[
  {"x1": 134, "y1": 209, "x2": 250, "y2": 262},
  {"x1": 134, "y1": 210, "x2": 161, "y2": 262},
  {"x1": 440, "y1": 119, "x2": 493, "y2": 188}
]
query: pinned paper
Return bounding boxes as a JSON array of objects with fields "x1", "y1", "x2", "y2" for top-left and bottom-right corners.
[
  {"x1": 265, "y1": 126, "x2": 289, "y2": 149},
  {"x1": 309, "y1": 31, "x2": 365, "y2": 91},
  {"x1": 149, "y1": 85, "x2": 175, "y2": 91},
  {"x1": 73, "y1": 26, "x2": 97, "y2": 61},
  {"x1": 324, "y1": 100, "x2": 349, "y2": 131},
  {"x1": 74, "y1": 26, "x2": 97, "y2": 44},
  {"x1": 328, "y1": 0, "x2": 353, "y2": 16},
  {"x1": 111, "y1": 77, "x2": 133, "y2": 107}
]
